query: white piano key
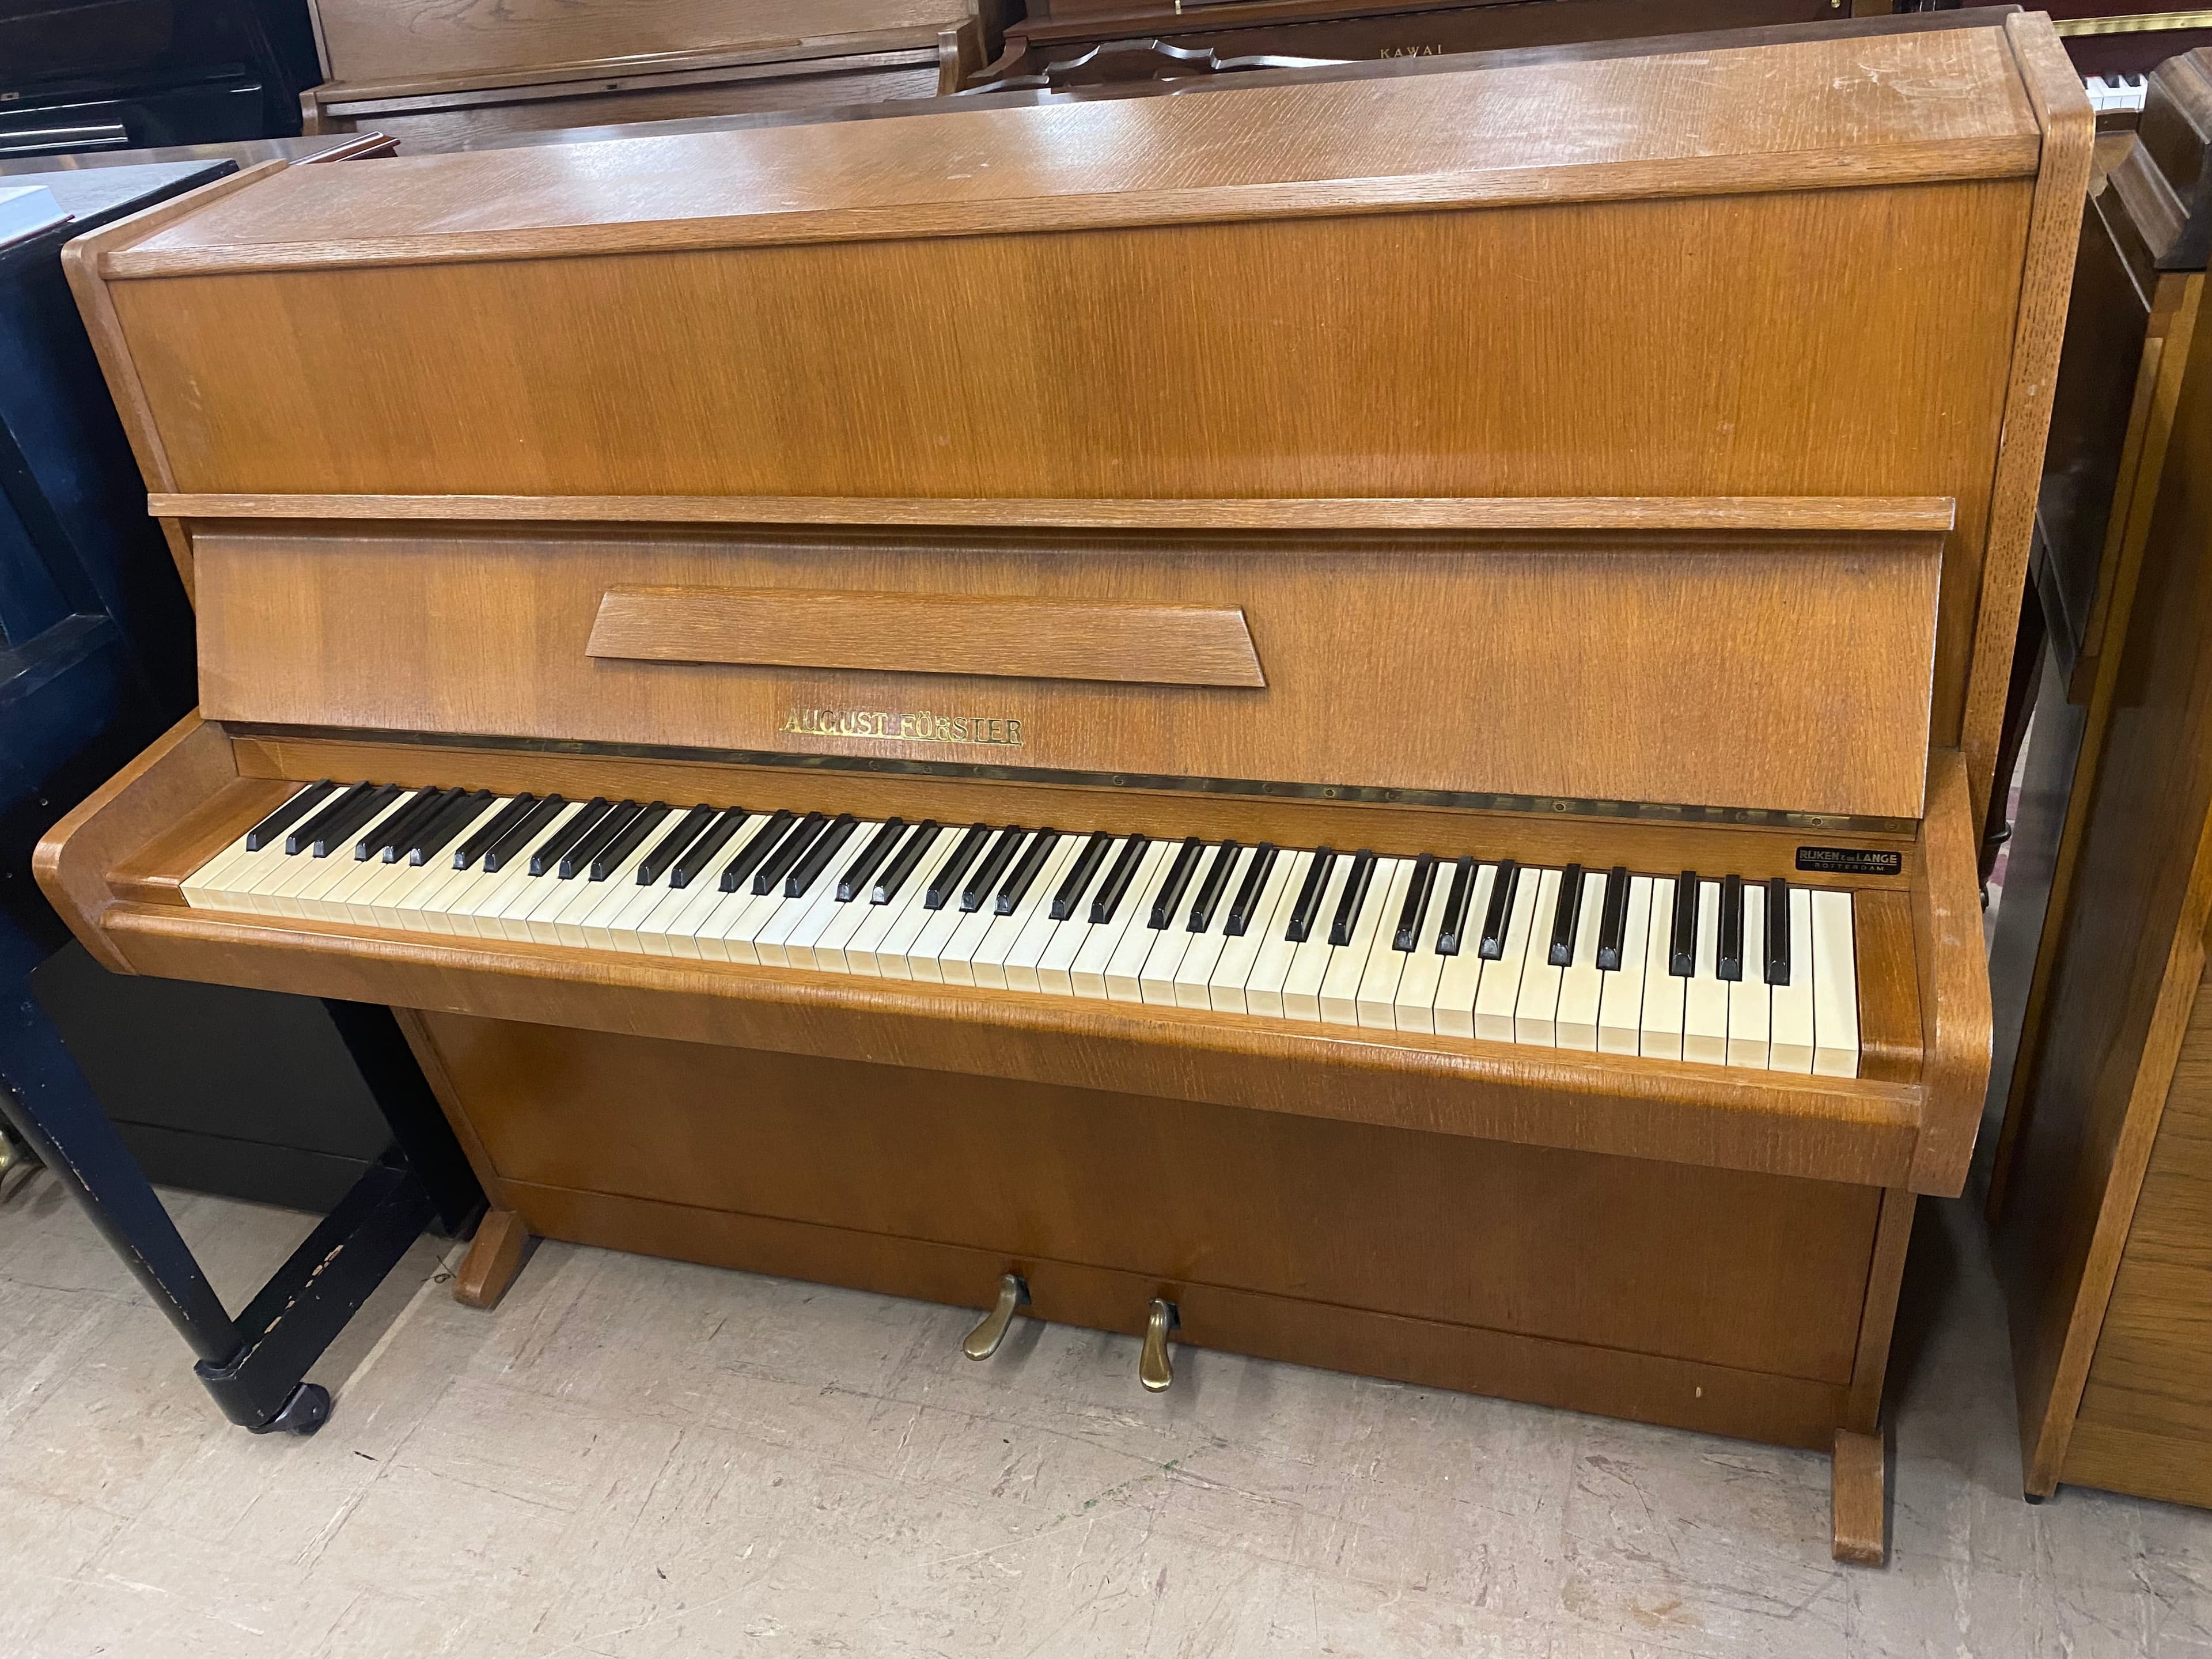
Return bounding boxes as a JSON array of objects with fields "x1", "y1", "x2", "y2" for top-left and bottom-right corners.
[
  {"x1": 645, "y1": 812, "x2": 756, "y2": 958},
  {"x1": 1210, "y1": 849, "x2": 1305, "y2": 1016},
  {"x1": 1682, "y1": 878, "x2": 1728, "y2": 1066},
  {"x1": 1638, "y1": 876, "x2": 1685, "y2": 1060},
  {"x1": 794, "y1": 826, "x2": 903, "y2": 972},
  {"x1": 568, "y1": 816, "x2": 682, "y2": 949},
  {"x1": 1473, "y1": 868, "x2": 1539, "y2": 1043},
  {"x1": 1064, "y1": 839, "x2": 1165, "y2": 999},
  {"x1": 759, "y1": 823, "x2": 879, "y2": 967},
  {"x1": 1727, "y1": 880, "x2": 1771, "y2": 1068},
  {"x1": 1770, "y1": 885, "x2": 1816, "y2": 1074},
  {"x1": 905, "y1": 868, "x2": 983, "y2": 984},
  {"x1": 183, "y1": 787, "x2": 311, "y2": 910},
  {"x1": 1137, "y1": 885, "x2": 1202, "y2": 1007},
  {"x1": 1315, "y1": 853, "x2": 1399, "y2": 1026},
  {"x1": 1169, "y1": 846, "x2": 1252, "y2": 1010},
  {"x1": 1279, "y1": 854, "x2": 1355, "y2": 1021},
  {"x1": 973, "y1": 835, "x2": 1082, "y2": 990},
  {"x1": 1101, "y1": 843, "x2": 1181, "y2": 1003},
  {"x1": 471, "y1": 803, "x2": 587, "y2": 941},
  {"x1": 1554, "y1": 868, "x2": 1608, "y2": 1051},
  {"x1": 387, "y1": 797, "x2": 510, "y2": 931},
  {"x1": 1811, "y1": 888, "x2": 1859, "y2": 1078},
  {"x1": 873, "y1": 832, "x2": 974, "y2": 980},
  {"x1": 233, "y1": 791, "x2": 386, "y2": 916},
  {"x1": 1004, "y1": 836, "x2": 1096, "y2": 991},
  {"x1": 602, "y1": 820, "x2": 711, "y2": 953},
  {"x1": 1351, "y1": 858, "x2": 1417, "y2": 1029},
  {"x1": 282, "y1": 791, "x2": 422, "y2": 919},
  {"x1": 1512, "y1": 868, "x2": 1566, "y2": 1047},
  {"x1": 1597, "y1": 875, "x2": 1653, "y2": 1055},
  {"x1": 1431, "y1": 862, "x2": 1497, "y2": 1039},
  {"x1": 700, "y1": 875, "x2": 798, "y2": 965},
  {"x1": 1032, "y1": 835, "x2": 1132, "y2": 995}
]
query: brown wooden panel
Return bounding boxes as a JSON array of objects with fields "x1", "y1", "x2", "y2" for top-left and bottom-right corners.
[
  {"x1": 506, "y1": 1177, "x2": 1851, "y2": 1450},
  {"x1": 584, "y1": 584, "x2": 1267, "y2": 687},
  {"x1": 310, "y1": 0, "x2": 965, "y2": 85},
  {"x1": 421, "y1": 1011, "x2": 1877, "y2": 1381},
  {"x1": 192, "y1": 522, "x2": 1942, "y2": 819}
]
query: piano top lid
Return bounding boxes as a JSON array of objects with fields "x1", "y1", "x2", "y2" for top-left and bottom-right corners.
[{"x1": 101, "y1": 22, "x2": 2044, "y2": 278}]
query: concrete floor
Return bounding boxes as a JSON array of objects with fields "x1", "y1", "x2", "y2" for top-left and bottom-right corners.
[{"x1": 1, "y1": 1172, "x2": 2209, "y2": 1658}]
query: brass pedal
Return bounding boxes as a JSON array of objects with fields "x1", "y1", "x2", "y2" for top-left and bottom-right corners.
[
  {"x1": 962, "y1": 1272, "x2": 1030, "y2": 1360},
  {"x1": 1139, "y1": 1297, "x2": 1179, "y2": 1392}
]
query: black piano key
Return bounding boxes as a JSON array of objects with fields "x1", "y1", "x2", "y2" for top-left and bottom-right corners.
[
  {"x1": 1547, "y1": 862, "x2": 1586, "y2": 966},
  {"x1": 925, "y1": 823, "x2": 994, "y2": 911},
  {"x1": 589, "y1": 802, "x2": 672, "y2": 881},
  {"x1": 1148, "y1": 837, "x2": 1207, "y2": 930},
  {"x1": 1328, "y1": 849, "x2": 1378, "y2": 946},
  {"x1": 1284, "y1": 847, "x2": 1337, "y2": 944},
  {"x1": 481, "y1": 796, "x2": 564, "y2": 874},
  {"x1": 994, "y1": 828, "x2": 1060, "y2": 915},
  {"x1": 1434, "y1": 856, "x2": 1475, "y2": 956},
  {"x1": 1717, "y1": 873, "x2": 1745, "y2": 982},
  {"x1": 1050, "y1": 831, "x2": 1114, "y2": 921},
  {"x1": 1087, "y1": 835, "x2": 1152, "y2": 925},
  {"x1": 292, "y1": 781, "x2": 383, "y2": 857},
  {"x1": 785, "y1": 813, "x2": 859, "y2": 897},
  {"x1": 245, "y1": 780, "x2": 335, "y2": 853},
  {"x1": 836, "y1": 818, "x2": 908, "y2": 902},
  {"x1": 453, "y1": 794, "x2": 536, "y2": 870},
  {"x1": 959, "y1": 825, "x2": 1028, "y2": 913},
  {"x1": 871, "y1": 820, "x2": 942, "y2": 904},
  {"x1": 382, "y1": 788, "x2": 464, "y2": 863},
  {"x1": 1222, "y1": 843, "x2": 1279, "y2": 938},
  {"x1": 1393, "y1": 853, "x2": 1438, "y2": 952},
  {"x1": 635, "y1": 805, "x2": 717, "y2": 885},
  {"x1": 563, "y1": 800, "x2": 643, "y2": 880},
  {"x1": 752, "y1": 811, "x2": 828, "y2": 895},
  {"x1": 357, "y1": 789, "x2": 445, "y2": 862},
  {"x1": 1765, "y1": 876, "x2": 1793, "y2": 987},
  {"x1": 1188, "y1": 840, "x2": 1242, "y2": 931},
  {"x1": 669, "y1": 808, "x2": 745, "y2": 889},
  {"x1": 1595, "y1": 865, "x2": 1631, "y2": 971},
  {"x1": 406, "y1": 789, "x2": 494, "y2": 865},
  {"x1": 717, "y1": 809, "x2": 794, "y2": 893},
  {"x1": 1669, "y1": 870, "x2": 1699, "y2": 976},
  {"x1": 1478, "y1": 860, "x2": 1519, "y2": 960},
  {"x1": 530, "y1": 798, "x2": 612, "y2": 877}
]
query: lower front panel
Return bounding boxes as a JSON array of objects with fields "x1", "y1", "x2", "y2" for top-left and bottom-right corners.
[{"x1": 412, "y1": 1011, "x2": 1881, "y2": 1447}]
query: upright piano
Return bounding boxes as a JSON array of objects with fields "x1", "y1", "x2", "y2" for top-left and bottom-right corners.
[{"x1": 42, "y1": 12, "x2": 2086, "y2": 1557}]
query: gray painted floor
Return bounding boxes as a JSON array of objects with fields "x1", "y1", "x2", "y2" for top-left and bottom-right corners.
[{"x1": 1, "y1": 1166, "x2": 2207, "y2": 1658}]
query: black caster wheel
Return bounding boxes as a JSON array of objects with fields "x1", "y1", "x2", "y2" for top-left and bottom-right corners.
[{"x1": 253, "y1": 1382, "x2": 331, "y2": 1437}]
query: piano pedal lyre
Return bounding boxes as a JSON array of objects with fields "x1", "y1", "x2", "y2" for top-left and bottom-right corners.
[
  {"x1": 961, "y1": 1272, "x2": 1031, "y2": 1360},
  {"x1": 1139, "y1": 1297, "x2": 1179, "y2": 1392}
]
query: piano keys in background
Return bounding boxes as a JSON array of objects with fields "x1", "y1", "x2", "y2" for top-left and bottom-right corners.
[
  {"x1": 294, "y1": 0, "x2": 1018, "y2": 153},
  {"x1": 1984, "y1": 47, "x2": 2212, "y2": 1513}
]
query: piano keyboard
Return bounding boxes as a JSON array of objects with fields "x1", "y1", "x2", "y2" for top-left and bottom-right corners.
[
  {"x1": 183, "y1": 783, "x2": 1863, "y2": 1077},
  {"x1": 2084, "y1": 72, "x2": 2147, "y2": 115}
]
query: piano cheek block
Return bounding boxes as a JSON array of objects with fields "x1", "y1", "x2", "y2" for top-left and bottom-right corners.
[{"x1": 583, "y1": 586, "x2": 1266, "y2": 689}]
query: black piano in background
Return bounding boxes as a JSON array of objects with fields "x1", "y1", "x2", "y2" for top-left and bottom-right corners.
[
  {"x1": 0, "y1": 0, "x2": 322, "y2": 158},
  {"x1": 0, "y1": 158, "x2": 482, "y2": 1437}
]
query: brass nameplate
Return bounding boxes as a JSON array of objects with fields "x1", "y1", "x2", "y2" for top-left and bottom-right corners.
[{"x1": 781, "y1": 706, "x2": 1025, "y2": 747}]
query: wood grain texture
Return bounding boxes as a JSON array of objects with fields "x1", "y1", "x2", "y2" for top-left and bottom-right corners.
[
  {"x1": 309, "y1": 0, "x2": 972, "y2": 85},
  {"x1": 29, "y1": 714, "x2": 237, "y2": 974},
  {"x1": 191, "y1": 523, "x2": 1942, "y2": 820},
  {"x1": 451, "y1": 1208, "x2": 529, "y2": 1307},
  {"x1": 147, "y1": 494, "x2": 1961, "y2": 533},
  {"x1": 1995, "y1": 266, "x2": 2212, "y2": 1498},
  {"x1": 1960, "y1": 13, "x2": 2096, "y2": 831},
  {"x1": 1846, "y1": 1189, "x2": 1918, "y2": 1431},
  {"x1": 502, "y1": 1176, "x2": 1855, "y2": 1451},
  {"x1": 584, "y1": 585, "x2": 1268, "y2": 687},
  {"x1": 96, "y1": 897, "x2": 1930, "y2": 1190},
  {"x1": 1831, "y1": 1425, "x2": 1888, "y2": 1565},
  {"x1": 1905, "y1": 749, "x2": 1993, "y2": 1195}
]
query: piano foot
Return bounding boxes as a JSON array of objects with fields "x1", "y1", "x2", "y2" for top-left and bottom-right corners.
[
  {"x1": 250, "y1": 1381, "x2": 332, "y2": 1437},
  {"x1": 453, "y1": 1208, "x2": 531, "y2": 1309},
  {"x1": 961, "y1": 1272, "x2": 1031, "y2": 1359},
  {"x1": 1139, "y1": 1297, "x2": 1179, "y2": 1393},
  {"x1": 1831, "y1": 1423, "x2": 1889, "y2": 1566}
]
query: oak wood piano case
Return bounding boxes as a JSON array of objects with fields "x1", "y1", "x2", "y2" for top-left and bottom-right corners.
[{"x1": 45, "y1": 17, "x2": 2088, "y2": 1560}]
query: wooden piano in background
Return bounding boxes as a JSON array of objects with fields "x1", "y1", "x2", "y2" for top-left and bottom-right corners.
[
  {"x1": 44, "y1": 13, "x2": 2085, "y2": 1560},
  {"x1": 295, "y1": 0, "x2": 1015, "y2": 152}
]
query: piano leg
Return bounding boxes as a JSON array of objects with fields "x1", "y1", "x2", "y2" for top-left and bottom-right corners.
[
  {"x1": 454, "y1": 1207, "x2": 532, "y2": 1308},
  {"x1": 1831, "y1": 1423, "x2": 1889, "y2": 1565},
  {"x1": 0, "y1": 983, "x2": 484, "y2": 1434}
]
